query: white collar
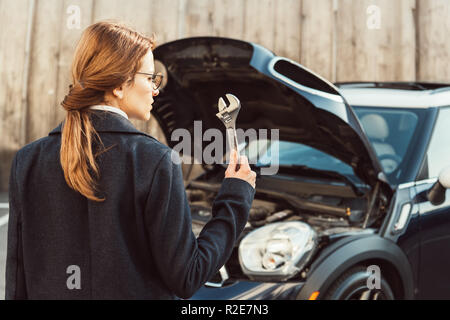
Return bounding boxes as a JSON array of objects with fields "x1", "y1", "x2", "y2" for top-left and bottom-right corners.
[{"x1": 88, "y1": 105, "x2": 129, "y2": 120}]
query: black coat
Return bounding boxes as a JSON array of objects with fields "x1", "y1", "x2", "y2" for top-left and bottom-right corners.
[{"x1": 5, "y1": 110, "x2": 255, "y2": 299}]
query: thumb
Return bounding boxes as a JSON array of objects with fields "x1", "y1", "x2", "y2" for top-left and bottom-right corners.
[
  {"x1": 228, "y1": 149, "x2": 238, "y2": 170},
  {"x1": 239, "y1": 155, "x2": 248, "y2": 167}
]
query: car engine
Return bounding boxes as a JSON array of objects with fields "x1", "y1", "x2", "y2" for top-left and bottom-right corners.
[{"x1": 187, "y1": 184, "x2": 371, "y2": 238}]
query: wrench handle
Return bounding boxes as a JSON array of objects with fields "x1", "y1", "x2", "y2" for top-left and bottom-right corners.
[
  {"x1": 234, "y1": 132, "x2": 241, "y2": 172},
  {"x1": 226, "y1": 127, "x2": 241, "y2": 171}
]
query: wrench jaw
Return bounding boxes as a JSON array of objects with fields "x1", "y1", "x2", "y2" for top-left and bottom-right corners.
[
  {"x1": 215, "y1": 94, "x2": 241, "y2": 128},
  {"x1": 218, "y1": 97, "x2": 227, "y2": 112},
  {"x1": 216, "y1": 111, "x2": 235, "y2": 128},
  {"x1": 216, "y1": 93, "x2": 242, "y2": 157}
]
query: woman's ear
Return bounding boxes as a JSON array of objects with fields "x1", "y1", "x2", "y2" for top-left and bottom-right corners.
[{"x1": 113, "y1": 86, "x2": 124, "y2": 99}]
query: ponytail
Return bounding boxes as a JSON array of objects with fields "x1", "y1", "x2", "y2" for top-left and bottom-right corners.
[{"x1": 61, "y1": 83, "x2": 106, "y2": 202}]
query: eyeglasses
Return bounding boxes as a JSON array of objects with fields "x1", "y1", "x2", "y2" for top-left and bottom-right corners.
[{"x1": 136, "y1": 72, "x2": 164, "y2": 90}]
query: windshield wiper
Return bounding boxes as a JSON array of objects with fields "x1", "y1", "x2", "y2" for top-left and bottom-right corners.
[{"x1": 257, "y1": 164, "x2": 367, "y2": 196}]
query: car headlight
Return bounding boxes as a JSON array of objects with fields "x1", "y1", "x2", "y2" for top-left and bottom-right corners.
[{"x1": 238, "y1": 221, "x2": 317, "y2": 281}]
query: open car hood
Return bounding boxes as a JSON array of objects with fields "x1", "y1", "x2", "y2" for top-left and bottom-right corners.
[{"x1": 152, "y1": 37, "x2": 390, "y2": 189}]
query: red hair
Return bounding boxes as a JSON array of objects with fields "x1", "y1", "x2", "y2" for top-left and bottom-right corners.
[{"x1": 60, "y1": 21, "x2": 156, "y2": 201}]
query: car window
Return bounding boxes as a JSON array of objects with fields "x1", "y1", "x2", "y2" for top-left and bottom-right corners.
[
  {"x1": 248, "y1": 139, "x2": 361, "y2": 182},
  {"x1": 426, "y1": 106, "x2": 450, "y2": 178},
  {"x1": 244, "y1": 107, "x2": 426, "y2": 185},
  {"x1": 353, "y1": 106, "x2": 424, "y2": 183}
]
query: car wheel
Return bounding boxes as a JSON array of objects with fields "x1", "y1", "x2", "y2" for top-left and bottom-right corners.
[{"x1": 323, "y1": 265, "x2": 395, "y2": 300}]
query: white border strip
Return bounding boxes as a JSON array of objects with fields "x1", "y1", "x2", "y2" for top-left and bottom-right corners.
[
  {"x1": 0, "y1": 203, "x2": 9, "y2": 209},
  {"x1": 0, "y1": 214, "x2": 9, "y2": 227}
]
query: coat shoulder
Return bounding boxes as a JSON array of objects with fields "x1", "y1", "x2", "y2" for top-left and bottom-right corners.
[
  {"x1": 15, "y1": 135, "x2": 56, "y2": 159},
  {"x1": 125, "y1": 134, "x2": 173, "y2": 159}
]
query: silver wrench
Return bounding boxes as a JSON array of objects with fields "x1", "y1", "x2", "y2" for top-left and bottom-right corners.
[{"x1": 216, "y1": 93, "x2": 242, "y2": 169}]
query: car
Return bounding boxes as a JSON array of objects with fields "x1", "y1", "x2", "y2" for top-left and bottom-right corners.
[{"x1": 151, "y1": 36, "x2": 450, "y2": 300}]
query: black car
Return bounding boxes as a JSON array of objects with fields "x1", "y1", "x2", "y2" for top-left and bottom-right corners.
[{"x1": 151, "y1": 37, "x2": 450, "y2": 300}]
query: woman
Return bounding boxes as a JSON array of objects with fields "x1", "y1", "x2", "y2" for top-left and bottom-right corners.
[{"x1": 6, "y1": 21, "x2": 256, "y2": 299}]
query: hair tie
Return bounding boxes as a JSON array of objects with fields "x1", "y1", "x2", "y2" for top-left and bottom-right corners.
[{"x1": 68, "y1": 81, "x2": 85, "y2": 90}]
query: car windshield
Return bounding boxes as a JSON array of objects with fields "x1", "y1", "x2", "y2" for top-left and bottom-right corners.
[
  {"x1": 248, "y1": 106, "x2": 427, "y2": 185},
  {"x1": 249, "y1": 140, "x2": 363, "y2": 185}
]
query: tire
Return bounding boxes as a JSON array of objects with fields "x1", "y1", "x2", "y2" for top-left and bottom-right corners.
[{"x1": 323, "y1": 265, "x2": 395, "y2": 300}]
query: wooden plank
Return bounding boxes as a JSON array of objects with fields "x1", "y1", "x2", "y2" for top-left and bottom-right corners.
[
  {"x1": 273, "y1": 0, "x2": 302, "y2": 62},
  {"x1": 417, "y1": 0, "x2": 450, "y2": 82},
  {"x1": 242, "y1": 0, "x2": 276, "y2": 50},
  {"x1": 377, "y1": 0, "x2": 416, "y2": 81},
  {"x1": 0, "y1": 0, "x2": 32, "y2": 190},
  {"x1": 27, "y1": 0, "x2": 65, "y2": 142},
  {"x1": 184, "y1": 0, "x2": 215, "y2": 36},
  {"x1": 92, "y1": 0, "x2": 156, "y2": 135},
  {"x1": 336, "y1": 0, "x2": 374, "y2": 81},
  {"x1": 54, "y1": 0, "x2": 95, "y2": 129},
  {"x1": 336, "y1": 0, "x2": 416, "y2": 82},
  {"x1": 397, "y1": 0, "x2": 417, "y2": 81},
  {"x1": 211, "y1": 0, "x2": 245, "y2": 38},
  {"x1": 150, "y1": 0, "x2": 180, "y2": 43},
  {"x1": 300, "y1": 0, "x2": 335, "y2": 80},
  {"x1": 148, "y1": 0, "x2": 179, "y2": 144}
]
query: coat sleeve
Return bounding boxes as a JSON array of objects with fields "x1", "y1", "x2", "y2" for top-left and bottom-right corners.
[
  {"x1": 144, "y1": 150, "x2": 255, "y2": 299},
  {"x1": 5, "y1": 152, "x2": 27, "y2": 299}
]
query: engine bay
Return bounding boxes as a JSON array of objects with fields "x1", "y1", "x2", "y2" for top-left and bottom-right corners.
[
  {"x1": 187, "y1": 180, "x2": 384, "y2": 237},
  {"x1": 186, "y1": 172, "x2": 388, "y2": 283}
]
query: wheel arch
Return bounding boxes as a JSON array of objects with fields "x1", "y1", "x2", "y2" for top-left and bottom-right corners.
[{"x1": 296, "y1": 235, "x2": 414, "y2": 300}]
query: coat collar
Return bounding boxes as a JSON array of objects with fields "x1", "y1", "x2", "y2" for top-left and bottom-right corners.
[{"x1": 48, "y1": 109, "x2": 155, "y2": 140}]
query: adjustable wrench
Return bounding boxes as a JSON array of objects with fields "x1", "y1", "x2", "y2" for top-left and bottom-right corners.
[{"x1": 216, "y1": 93, "x2": 242, "y2": 169}]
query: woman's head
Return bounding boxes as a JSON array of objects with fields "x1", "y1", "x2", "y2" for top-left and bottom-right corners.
[
  {"x1": 62, "y1": 20, "x2": 158, "y2": 119},
  {"x1": 60, "y1": 21, "x2": 158, "y2": 201},
  {"x1": 104, "y1": 49, "x2": 160, "y2": 121}
]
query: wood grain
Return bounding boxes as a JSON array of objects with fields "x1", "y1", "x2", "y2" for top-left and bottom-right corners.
[{"x1": 1, "y1": 0, "x2": 450, "y2": 190}]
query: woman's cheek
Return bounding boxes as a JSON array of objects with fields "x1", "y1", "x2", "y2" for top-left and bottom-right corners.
[
  {"x1": 145, "y1": 87, "x2": 153, "y2": 101},
  {"x1": 140, "y1": 82, "x2": 152, "y2": 96}
]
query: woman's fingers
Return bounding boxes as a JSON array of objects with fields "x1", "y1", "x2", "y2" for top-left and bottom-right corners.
[
  {"x1": 225, "y1": 151, "x2": 256, "y2": 189},
  {"x1": 226, "y1": 149, "x2": 238, "y2": 174}
]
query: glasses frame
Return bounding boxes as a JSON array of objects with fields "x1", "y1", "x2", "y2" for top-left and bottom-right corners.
[{"x1": 136, "y1": 72, "x2": 164, "y2": 90}]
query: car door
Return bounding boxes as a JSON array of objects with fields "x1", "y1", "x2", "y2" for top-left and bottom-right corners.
[{"x1": 415, "y1": 106, "x2": 450, "y2": 299}]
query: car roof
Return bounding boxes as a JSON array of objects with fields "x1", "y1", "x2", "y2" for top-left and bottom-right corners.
[{"x1": 335, "y1": 82, "x2": 450, "y2": 108}]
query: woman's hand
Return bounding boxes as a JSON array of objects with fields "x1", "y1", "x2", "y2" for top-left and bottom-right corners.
[{"x1": 225, "y1": 149, "x2": 257, "y2": 189}]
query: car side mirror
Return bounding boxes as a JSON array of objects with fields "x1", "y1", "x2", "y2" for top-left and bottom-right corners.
[{"x1": 427, "y1": 166, "x2": 450, "y2": 205}]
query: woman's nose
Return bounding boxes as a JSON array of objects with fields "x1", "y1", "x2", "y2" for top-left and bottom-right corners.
[{"x1": 153, "y1": 89, "x2": 159, "y2": 96}]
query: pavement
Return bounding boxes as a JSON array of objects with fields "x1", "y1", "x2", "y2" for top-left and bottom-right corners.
[{"x1": 0, "y1": 192, "x2": 8, "y2": 300}]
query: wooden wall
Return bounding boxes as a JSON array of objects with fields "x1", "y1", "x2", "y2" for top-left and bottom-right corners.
[{"x1": 1, "y1": 0, "x2": 449, "y2": 191}]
